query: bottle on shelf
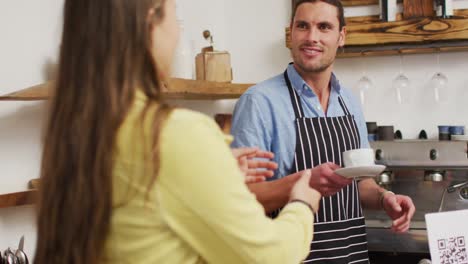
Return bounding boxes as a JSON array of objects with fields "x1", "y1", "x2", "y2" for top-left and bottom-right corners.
[
  {"x1": 172, "y1": 20, "x2": 194, "y2": 79},
  {"x1": 172, "y1": 0, "x2": 193, "y2": 79}
]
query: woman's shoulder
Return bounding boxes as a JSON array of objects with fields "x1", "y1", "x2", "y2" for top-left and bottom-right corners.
[
  {"x1": 166, "y1": 108, "x2": 217, "y2": 130},
  {"x1": 160, "y1": 108, "x2": 233, "y2": 166},
  {"x1": 162, "y1": 108, "x2": 226, "y2": 143}
]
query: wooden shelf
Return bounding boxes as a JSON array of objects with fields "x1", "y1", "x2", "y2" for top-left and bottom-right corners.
[
  {"x1": 0, "y1": 190, "x2": 37, "y2": 209},
  {"x1": 337, "y1": 42, "x2": 468, "y2": 58},
  {"x1": 0, "y1": 79, "x2": 253, "y2": 101},
  {"x1": 0, "y1": 82, "x2": 51, "y2": 101},
  {"x1": 164, "y1": 78, "x2": 252, "y2": 99},
  {"x1": 285, "y1": 9, "x2": 468, "y2": 57},
  {"x1": 341, "y1": 0, "x2": 378, "y2": 6}
]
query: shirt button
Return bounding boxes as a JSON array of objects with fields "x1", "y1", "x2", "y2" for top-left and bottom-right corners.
[{"x1": 317, "y1": 105, "x2": 321, "y2": 110}]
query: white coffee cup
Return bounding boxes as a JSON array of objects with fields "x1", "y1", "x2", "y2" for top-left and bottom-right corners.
[{"x1": 342, "y1": 148, "x2": 375, "y2": 168}]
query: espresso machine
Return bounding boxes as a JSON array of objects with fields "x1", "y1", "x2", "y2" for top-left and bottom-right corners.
[{"x1": 365, "y1": 140, "x2": 468, "y2": 257}]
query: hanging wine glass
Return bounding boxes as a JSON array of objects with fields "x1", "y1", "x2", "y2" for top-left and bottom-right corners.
[
  {"x1": 356, "y1": 76, "x2": 373, "y2": 106},
  {"x1": 354, "y1": 53, "x2": 374, "y2": 107},
  {"x1": 430, "y1": 51, "x2": 449, "y2": 104},
  {"x1": 392, "y1": 52, "x2": 411, "y2": 104}
]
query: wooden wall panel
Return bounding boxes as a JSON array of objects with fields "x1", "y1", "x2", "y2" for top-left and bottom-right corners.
[
  {"x1": 285, "y1": 10, "x2": 468, "y2": 58},
  {"x1": 346, "y1": 17, "x2": 468, "y2": 46}
]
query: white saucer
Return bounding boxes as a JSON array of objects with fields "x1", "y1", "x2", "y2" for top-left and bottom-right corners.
[{"x1": 335, "y1": 165, "x2": 386, "y2": 179}]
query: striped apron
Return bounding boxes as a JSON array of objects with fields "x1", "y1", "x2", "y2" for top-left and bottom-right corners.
[{"x1": 285, "y1": 70, "x2": 370, "y2": 263}]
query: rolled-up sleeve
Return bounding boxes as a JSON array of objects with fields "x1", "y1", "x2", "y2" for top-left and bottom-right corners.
[{"x1": 231, "y1": 93, "x2": 273, "y2": 151}]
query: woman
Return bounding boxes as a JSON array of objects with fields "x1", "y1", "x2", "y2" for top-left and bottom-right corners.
[{"x1": 34, "y1": 0, "x2": 322, "y2": 263}]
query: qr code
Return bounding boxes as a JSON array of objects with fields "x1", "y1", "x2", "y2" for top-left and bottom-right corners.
[{"x1": 438, "y1": 236, "x2": 468, "y2": 264}]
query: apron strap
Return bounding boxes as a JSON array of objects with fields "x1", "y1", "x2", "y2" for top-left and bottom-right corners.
[
  {"x1": 338, "y1": 96, "x2": 351, "y2": 115},
  {"x1": 284, "y1": 70, "x2": 305, "y2": 119}
]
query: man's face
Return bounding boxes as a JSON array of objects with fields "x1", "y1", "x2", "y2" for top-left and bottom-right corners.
[{"x1": 290, "y1": 2, "x2": 345, "y2": 74}]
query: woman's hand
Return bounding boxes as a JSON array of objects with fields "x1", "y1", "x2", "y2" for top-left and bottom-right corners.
[
  {"x1": 290, "y1": 170, "x2": 322, "y2": 213},
  {"x1": 231, "y1": 147, "x2": 278, "y2": 184}
]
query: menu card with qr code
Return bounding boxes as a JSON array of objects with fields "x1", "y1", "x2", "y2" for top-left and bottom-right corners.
[{"x1": 426, "y1": 209, "x2": 468, "y2": 264}]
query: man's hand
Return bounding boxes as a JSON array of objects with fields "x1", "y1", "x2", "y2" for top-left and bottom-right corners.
[
  {"x1": 308, "y1": 162, "x2": 352, "y2": 197},
  {"x1": 382, "y1": 192, "x2": 415, "y2": 233},
  {"x1": 231, "y1": 147, "x2": 278, "y2": 184}
]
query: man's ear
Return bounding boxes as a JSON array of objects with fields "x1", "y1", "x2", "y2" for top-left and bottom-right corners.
[{"x1": 339, "y1": 26, "x2": 346, "y2": 47}]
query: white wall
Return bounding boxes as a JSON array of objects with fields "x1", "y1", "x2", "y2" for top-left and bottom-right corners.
[
  {"x1": 0, "y1": 0, "x2": 62, "y2": 258},
  {"x1": 336, "y1": 53, "x2": 468, "y2": 139},
  {"x1": 179, "y1": 1, "x2": 468, "y2": 140},
  {"x1": 1, "y1": 0, "x2": 468, "y2": 260}
]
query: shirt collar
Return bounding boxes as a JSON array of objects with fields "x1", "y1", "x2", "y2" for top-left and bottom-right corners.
[{"x1": 286, "y1": 63, "x2": 342, "y2": 97}]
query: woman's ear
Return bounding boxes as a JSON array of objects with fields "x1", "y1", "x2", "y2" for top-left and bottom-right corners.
[
  {"x1": 147, "y1": 8, "x2": 156, "y2": 45},
  {"x1": 147, "y1": 7, "x2": 156, "y2": 24}
]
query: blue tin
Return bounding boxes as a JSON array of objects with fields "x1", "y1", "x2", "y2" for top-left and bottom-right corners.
[
  {"x1": 449, "y1": 126, "x2": 465, "y2": 135},
  {"x1": 438, "y1": 126, "x2": 450, "y2": 134}
]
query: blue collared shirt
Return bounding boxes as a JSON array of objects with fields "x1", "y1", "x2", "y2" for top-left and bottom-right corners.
[{"x1": 231, "y1": 64, "x2": 369, "y2": 180}]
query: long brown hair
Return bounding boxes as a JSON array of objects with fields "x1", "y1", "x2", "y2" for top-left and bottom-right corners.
[{"x1": 34, "y1": 0, "x2": 170, "y2": 263}]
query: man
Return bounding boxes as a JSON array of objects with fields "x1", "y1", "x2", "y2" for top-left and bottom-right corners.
[{"x1": 231, "y1": 0, "x2": 415, "y2": 263}]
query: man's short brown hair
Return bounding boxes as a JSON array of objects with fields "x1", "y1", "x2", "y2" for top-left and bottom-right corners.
[{"x1": 291, "y1": 0, "x2": 346, "y2": 30}]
